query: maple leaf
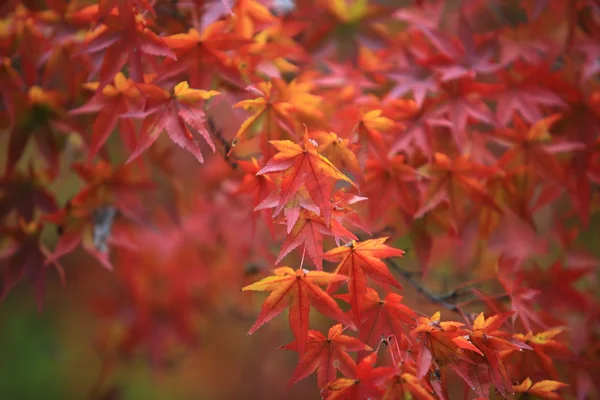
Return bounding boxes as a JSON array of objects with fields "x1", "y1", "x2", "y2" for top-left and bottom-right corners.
[
  {"x1": 6, "y1": 86, "x2": 69, "y2": 175},
  {"x1": 411, "y1": 312, "x2": 483, "y2": 378},
  {"x1": 43, "y1": 161, "x2": 150, "y2": 269},
  {"x1": 493, "y1": 62, "x2": 568, "y2": 125},
  {"x1": 127, "y1": 81, "x2": 220, "y2": 163},
  {"x1": 280, "y1": 323, "x2": 371, "y2": 389},
  {"x1": 237, "y1": 157, "x2": 277, "y2": 234},
  {"x1": 467, "y1": 312, "x2": 524, "y2": 396},
  {"x1": 255, "y1": 187, "x2": 320, "y2": 234},
  {"x1": 242, "y1": 266, "x2": 354, "y2": 355},
  {"x1": 433, "y1": 13, "x2": 501, "y2": 81},
  {"x1": 493, "y1": 113, "x2": 584, "y2": 185},
  {"x1": 386, "y1": 99, "x2": 442, "y2": 158},
  {"x1": 416, "y1": 152, "x2": 502, "y2": 226},
  {"x1": 325, "y1": 351, "x2": 396, "y2": 400},
  {"x1": 0, "y1": 5, "x2": 51, "y2": 87},
  {"x1": 0, "y1": 220, "x2": 64, "y2": 312},
  {"x1": 243, "y1": 18, "x2": 308, "y2": 79},
  {"x1": 386, "y1": 47, "x2": 440, "y2": 108},
  {"x1": 525, "y1": 261, "x2": 592, "y2": 312},
  {"x1": 324, "y1": 238, "x2": 403, "y2": 324},
  {"x1": 329, "y1": 190, "x2": 370, "y2": 234},
  {"x1": 257, "y1": 135, "x2": 356, "y2": 226},
  {"x1": 77, "y1": 5, "x2": 175, "y2": 86},
  {"x1": 96, "y1": 0, "x2": 155, "y2": 21},
  {"x1": 309, "y1": 130, "x2": 361, "y2": 175},
  {"x1": 70, "y1": 72, "x2": 144, "y2": 159},
  {"x1": 228, "y1": 0, "x2": 275, "y2": 40},
  {"x1": 511, "y1": 328, "x2": 570, "y2": 380},
  {"x1": 354, "y1": 108, "x2": 396, "y2": 160},
  {"x1": 276, "y1": 210, "x2": 357, "y2": 270},
  {"x1": 0, "y1": 57, "x2": 24, "y2": 124},
  {"x1": 431, "y1": 78, "x2": 498, "y2": 150},
  {"x1": 512, "y1": 378, "x2": 568, "y2": 400},
  {"x1": 362, "y1": 154, "x2": 419, "y2": 221},
  {"x1": 271, "y1": 77, "x2": 327, "y2": 128},
  {"x1": 0, "y1": 167, "x2": 57, "y2": 222},
  {"x1": 160, "y1": 22, "x2": 250, "y2": 88},
  {"x1": 393, "y1": 2, "x2": 448, "y2": 56},
  {"x1": 231, "y1": 81, "x2": 296, "y2": 156},
  {"x1": 41, "y1": 41, "x2": 92, "y2": 100},
  {"x1": 498, "y1": 259, "x2": 546, "y2": 332},
  {"x1": 336, "y1": 287, "x2": 416, "y2": 358},
  {"x1": 383, "y1": 372, "x2": 436, "y2": 400}
]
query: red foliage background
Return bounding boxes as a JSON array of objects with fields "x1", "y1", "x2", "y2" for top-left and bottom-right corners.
[{"x1": 0, "y1": 0, "x2": 599, "y2": 399}]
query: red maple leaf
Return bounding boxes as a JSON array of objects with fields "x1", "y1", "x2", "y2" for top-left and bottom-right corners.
[
  {"x1": 257, "y1": 135, "x2": 356, "y2": 226},
  {"x1": 416, "y1": 152, "x2": 502, "y2": 227},
  {"x1": 362, "y1": 154, "x2": 419, "y2": 221},
  {"x1": 492, "y1": 62, "x2": 568, "y2": 125},
  {"x1": 77, "y1": 5, "x2": 175, "y2": 86},
  {"x1": 336, "y1": 288, "x2": 416, "y2": 356},
  {"x1": 0, "y1": 220, "x2": 64, "y2": 312},
  {"x1": 160, "y1": 22, "x2": 250, "y2": 88},
  {"x1": 127, "y1": 81, "x2": 220, "y2": 163},
  {"x1": 433, "y1": 13, "x2": 500, "y2": 81},
  {"x1": 43, "y1": 160, "x2": 151, "y2": 269},
  {"x1": 280, "y1": 323, "x2": 371, "y2": 389},
  {"x1": 324, "y1": 238, "x2": 404, "y2": 324},
  {"x1": 276, "y1": 210, "x2": 357, "y2": 270},
  {"x1": 325, "y1": 351, "x2": 396, "y2": 400},
  {"x1": 510, "y1": 327, "x2": 571, "y2": 381},
  {"x1": 242, "y1": 266, "x2": 354, "y2": 355},
  {"x1": 0, "y1": 166, "x2": 58, "y2": 222},
  {"x1": 385, "y1": 49, "x2": 439, "y2": 108},
  {"x1": 492, "y1": 113, "x2": 584, "y2": 185},
  {"x1": 70, "y1": 72, "x2": 145, "y2": 159},
  {"x1": 467, "y1": 312, "x2": 525, "y2": 396},
  {"x1": 411, "y1": 312, "x2": 483, "y2": 379},
  {"x1": 6, "y1": 86, "x2": 70, "y2": 176}
]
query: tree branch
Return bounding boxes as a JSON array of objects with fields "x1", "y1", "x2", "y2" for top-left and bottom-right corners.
[{"x1": 385, "y1": 257, "x2": 462, "y2": 313}]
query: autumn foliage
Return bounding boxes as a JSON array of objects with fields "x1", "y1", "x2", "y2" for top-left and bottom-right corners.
[{"x1": 1, "y1": 0, "x2": 600, "y2": 398}]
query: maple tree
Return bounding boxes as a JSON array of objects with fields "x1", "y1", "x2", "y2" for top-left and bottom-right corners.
[{"x1": 0, "y1": 0, "x2": 599, "y2": 399}]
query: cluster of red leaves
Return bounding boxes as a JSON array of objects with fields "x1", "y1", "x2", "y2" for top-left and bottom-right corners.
[{"x1": 1, "y1": 0, "x2": 600, "y2": 398}]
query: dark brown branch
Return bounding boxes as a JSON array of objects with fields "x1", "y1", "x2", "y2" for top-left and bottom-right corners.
[
  {"x1": 385, "y1": 257, "x2": 461, "y2": 313},
  {"x1": 207, "y1": 116, "x2": 238, "y2": 169},
  {"x1": 356, "y1": 230, "x2": 463, "y2": 312}
]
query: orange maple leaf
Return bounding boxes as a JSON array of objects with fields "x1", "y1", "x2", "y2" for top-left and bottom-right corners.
[
  {"x1": 383, "y1": 373, "x2": 437, "y2": 400},
  {"x1": 280, "y1": 323, "x2": 371, "y2": 389},
  {"x1": 468, "y1": 312, "x2": 523, "y2": 396},
  {"x1": 257, "y1": 135, "x2": 356, "y2": 225},
  {"x1": 412, "y1": 312, "x2": 483, "y2": 378},
  {"x1": 511, "y1": 328, "x2": 569, "y2": 380},
  {"x1": 310, "y1": 130, "x2": 361, "y2": 175},
  {"x1": 324, "y1": 237, "x2": 404, "y2": 324},
  {"x1": 512, "y1": 378, "x2": 568, "y2": 400},
  {"x1": 232, "y1": 81, "x2": 295, "y2": 147},
  {"x1": 242, "y1": 267, "x2": 354, "y2": 355}
]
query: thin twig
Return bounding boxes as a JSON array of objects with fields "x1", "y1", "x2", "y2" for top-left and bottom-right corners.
[
  {"x1": 357, "y1": 230, "x2": 461, "y2": 312},
  {"x1": 207, "y1": 116, "x2": 238, "y2": 169},
  {"x1": 385, "y1": 258, "x2": 460, "y2": 313}
]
